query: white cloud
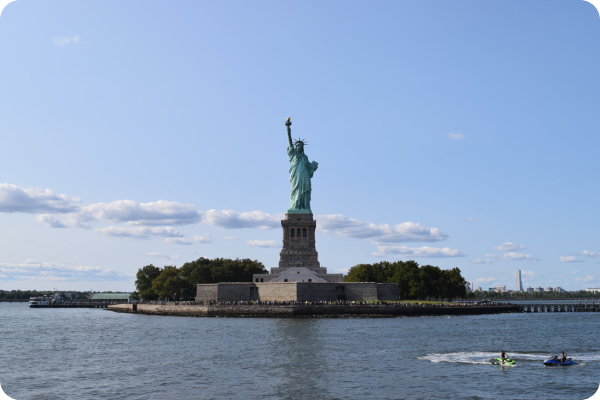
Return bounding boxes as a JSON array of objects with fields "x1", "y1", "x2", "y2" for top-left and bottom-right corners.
[
  {"x1": 372, "y1": 246, "x2": 466, "y2": 258},
  {"x1": 53, "y1": 34, "x2": 81, "y2": 46},
  {"x1": 573, "y1": 274, "x2": 600, "y2": 284},
  {"x1": 444, "y1": 132, "x2": 464, "y2": 140},
  {"x1": 465, "y1": 218, "x2": 477, "y2": 222},
  {"x1": 0, "y1": 259, "x2": 132, "y2": 281},
  {"x1": 4, "y1": 182, "x2": 450, "y2": 247},
  {"x1": 75, "y1": 200, "x2": 200, "y2": 227},
  {"x1": 318, "y1": 215, "x2": 448, "y2": 243},
  {"x1": 560, "y1": 256, "x2": 582, "y2": 263},
  {"x1": 496, "y1": 252, "x2": 539, "y2": 261},
  {"x1": 476, "y1": 252, "x2": 540, "y2": 263},
  {"x1": 493, "y1": 242, "x2": 526, "y2": 252},
  {"x1": 0, "y1": 184, "x2": 215, "y2": 229},
  {"x1": 203, "y1": 209, "x2": 281, "y2": 229},
  {"x1": 35, "y1": 214, "x2": 67, "y2": 228},
  {"x1": 204, "y1": 211, "x2": 449, "y2": 245},
  {"x1": 582, "y1": 250, "x2": 600, "y2": 258},
  {"x1": 0, "y1": 184, "x2": 81, "y2": 213},
  {"x1": 193, "y1": 234, "x2": 212, "y2": 243},
  {"x1": 163, "y1": 237, "x2": 191, "y2": 245},
  {"x1": 521, "y1": 270, "x2": 536, "y2": 277},
  {"x1": 143, "y1": 252, "x2": 179, "y2": 260},
  {"x1": 95, "y1": 226, "x2": 183, "y2": 239},
  {"x1": 246, "y1": 240, "x2": 279, "y2": 248},
  {"x1": 221, "y1": 236, "x2": 238, "y2": 241}
]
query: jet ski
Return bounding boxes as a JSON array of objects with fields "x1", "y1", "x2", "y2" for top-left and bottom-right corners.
[
  {"x1": 492, "y1": 357, "x2": 516, "y2": 365},
  {"x1": 544, "y1": 356, "x2": 576, "y2": 366}
]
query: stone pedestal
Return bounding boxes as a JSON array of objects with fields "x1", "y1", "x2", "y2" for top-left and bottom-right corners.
[
  {"x1": 252, "y1": 213, "x2": 343, "y2": 283},
  {"x1": 278, "y1": 213, "x2": 320, "y2": 271}
]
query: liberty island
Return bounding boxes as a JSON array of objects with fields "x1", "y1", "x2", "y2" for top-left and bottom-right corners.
[
  {"x1": 107, "y1": 119, "x2": 516, "y2": 314},
  {"x1": 195, "y1": 118, "x2": 395, "y2": 301}
]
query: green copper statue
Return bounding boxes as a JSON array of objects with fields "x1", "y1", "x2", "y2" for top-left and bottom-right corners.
[{"x1": 285, "y1": 118, "x2": 318, "y2": 213}]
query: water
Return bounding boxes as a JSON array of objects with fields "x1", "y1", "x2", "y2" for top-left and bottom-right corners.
[{"x1": 1, "y1": 303, "x2": 599, "y2": 400}]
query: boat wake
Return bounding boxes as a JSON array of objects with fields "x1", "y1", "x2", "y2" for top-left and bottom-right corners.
[
  {"x1": 419, "y1": 352, "x2": 499, "y2": 365},
  {"x1": 419, "y1": 351, "x2": 600, "y2": 364}
]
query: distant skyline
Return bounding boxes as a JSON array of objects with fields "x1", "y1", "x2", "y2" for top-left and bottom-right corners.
[{"x1": 1, "y1": 0, "x2": 599, "y2": 291}]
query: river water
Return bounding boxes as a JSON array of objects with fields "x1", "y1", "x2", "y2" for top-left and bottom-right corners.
[{"x1": 1, "y1": 303, "x2": 599, "y2": 400}]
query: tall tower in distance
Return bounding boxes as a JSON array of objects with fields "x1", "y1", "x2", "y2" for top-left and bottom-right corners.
[{"x1": 515, "y1": 269, "x2": 524, "y2": 292}]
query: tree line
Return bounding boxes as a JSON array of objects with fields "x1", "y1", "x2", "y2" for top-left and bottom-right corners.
[
  {"x1": 471, "y1": 290, "x2": 599, "y2": 299},
  {"x1": 135, "y1": 257, "x2": 267, "y2": 300},
  {"x1": 344, "y1": 260, "x2": 467, "y2": 301}
]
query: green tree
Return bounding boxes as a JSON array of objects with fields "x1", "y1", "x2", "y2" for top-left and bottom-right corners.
[
  {"x1": 420, "y1": 265, "x2": 442, "y2": 300},
  {"x1": 151, "y1": 266, "x2": 187, "y2": 300},
  {"x1": 135, "y1": 264, "x2": 162, "y2": 300},
  {"x1": 440, "y1": 268, "x2": 467, "y2": 302},
  {"x1": 179, "y1": 257, "x2": 267, "y2": 299},
  {"x1": 344, "y1": 262, "x2": 390, "y2": 283},
  {"x1": 344, "y1": 260, "x2": 470, "y2": 301},
  {"x1": 388, "y1": 260, "x2": 420, "y2": 300}
]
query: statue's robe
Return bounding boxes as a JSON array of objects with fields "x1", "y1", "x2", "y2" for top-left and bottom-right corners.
[{"x1": 287, "y1": 145, "x2": 317, "y2": 211}]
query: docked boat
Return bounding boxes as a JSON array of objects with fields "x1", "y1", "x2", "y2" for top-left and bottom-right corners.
[{"x1": 29, "y1": 296, "x2": 49, "y2": 307}]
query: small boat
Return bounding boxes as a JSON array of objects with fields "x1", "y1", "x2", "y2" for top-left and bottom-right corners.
[
  {"x1": 492, "y1": 358, "x2": 516, "y2": 365},
  {"x1": 544, "y1": 356, "x2": 576, "y2": 366}
]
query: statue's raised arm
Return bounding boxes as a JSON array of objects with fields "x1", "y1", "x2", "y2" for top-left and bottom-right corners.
[
  {"x1": 285, "y1": 117, "x2": 294, "y2": 149},
  {"x1": 284, "y1": 118, "x2": 317, "y2": 213}
]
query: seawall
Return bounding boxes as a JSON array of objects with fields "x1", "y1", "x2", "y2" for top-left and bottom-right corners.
[{"x1": 107, "y1": 303, "x2": 521, "y2": 318}]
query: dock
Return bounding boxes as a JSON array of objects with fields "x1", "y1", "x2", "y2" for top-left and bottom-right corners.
[
  {"x1": 519, "y1": 303, "x2": 600, "y2": 313},
  {"x1": 29, "y1": 301, "x2": 130, "y2": 309}
]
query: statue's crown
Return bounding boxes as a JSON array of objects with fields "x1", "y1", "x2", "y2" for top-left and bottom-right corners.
[{"x1": 294, "y1": 138, "x2": 308, "y2": 146}]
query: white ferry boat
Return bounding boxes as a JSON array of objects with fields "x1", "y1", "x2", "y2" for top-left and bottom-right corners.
[{"x1": 29, "y1": 296, "x2": 49, "y2": 307}]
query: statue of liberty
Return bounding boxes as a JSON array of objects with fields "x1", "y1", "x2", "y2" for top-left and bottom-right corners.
[{"x1": 285, "y1": 118, "x2": 318, "y2": 213}]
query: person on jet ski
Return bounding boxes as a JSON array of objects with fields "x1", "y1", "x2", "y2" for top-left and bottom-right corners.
[
  {"x1": 560, "y1": 351, "x2": 567, "y2": 363},
  {"x1": 501, "y1": 350, "x2": 508, "y2": 364}
]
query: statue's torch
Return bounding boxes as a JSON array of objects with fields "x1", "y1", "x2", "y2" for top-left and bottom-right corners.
[{"x1": 285, "y1": 117, "x2": 292, "y2": 127}]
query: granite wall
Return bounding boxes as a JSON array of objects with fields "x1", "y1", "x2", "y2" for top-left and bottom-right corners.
[
  {"x1": 196, "y1": 282, "x2": 398, "y2": 302},
  {"x1": 195, "y1": 284, "x2": 218, "y2": 301},
  {"x1": 256, "y1": 282, "x2": 297, "y2": 301},
  {"x1": 376, "y1": 284, "x2": 399, "y2": 301}
]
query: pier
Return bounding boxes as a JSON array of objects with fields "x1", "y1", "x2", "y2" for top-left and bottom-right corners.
[
  {"x1": 519, "y1": 302, "x2": 600, "y2": 313},
  {"x1": 28, "y1": 300, "x2": 131, "y2": 308}
]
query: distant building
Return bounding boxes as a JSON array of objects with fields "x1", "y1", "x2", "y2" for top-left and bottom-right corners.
[
  {"x1": 526, "y1": 287, "x2": 534, "y2": 292},
  {"x1": 89, "y1": 293, "x2": 131, "y2": 303},
  {"x1": 476, "y1": 286, "x2": 482, "y2": 292},
  {"x1": 488, "y1": 287, "x2": 496, "y2": 292},
  {"x1": 496, "y1": 285, "x2": 506, "y2": 293},
  {"x1": 586, "y1": 288, "x2": 600, "y2": 294},
  {"x1": 515, "y1": 270, "x2": 524, "y2": 292},
  {"x1": 554, "y1": 287, "x2": 564, "y2": 293},
  {"x1": 534, "y1": 287, "x2": 542, "y2": 292},
  {"x1": 545, "y1": 287, "x2": 553, "y2": 292}
]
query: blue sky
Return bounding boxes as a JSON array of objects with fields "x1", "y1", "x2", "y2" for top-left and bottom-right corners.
[{"x1": 1, "y1": 0, "x2": 599, "y2": 292}]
